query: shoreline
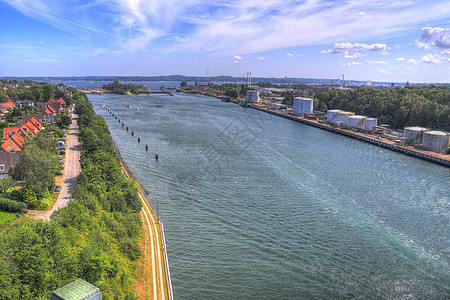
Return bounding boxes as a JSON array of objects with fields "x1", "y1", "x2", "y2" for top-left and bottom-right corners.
[{"x1": 243, "y1": 102, "x2": 450, "y2": 168}]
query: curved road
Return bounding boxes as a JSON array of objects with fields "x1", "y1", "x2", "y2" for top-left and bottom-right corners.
[{"x1": 30, "y1": 110, "x2": 81, "y2": 220}]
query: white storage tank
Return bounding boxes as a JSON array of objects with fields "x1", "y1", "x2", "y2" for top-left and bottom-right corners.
[
  {"x1": 336, "y1": 111, "x2": 355, "y2": 127},
  {"x1": 293, "y1": 97, "x2": 313, "y2": 116},
  {"x1": 327, "y1": 109, "x2": 342, "y2": 123},
  {"x1": 404, "y1": 126, "x2": 428, "y2": 145},
  {"x1": 422, "y1": 131, "x2": 449, "y2": 153},
  {"x1": 246, "y1": 90, "x2": 259, "y2": 103},
  {"x1": 364, "y1": 118, "x2": 377, "y2": 131},
  {"x1": 348, "y1": 115, "x2": 367, "y2": 129}
]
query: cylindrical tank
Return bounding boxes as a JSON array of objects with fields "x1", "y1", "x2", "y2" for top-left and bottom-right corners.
[
  {"x1": 404, "y1": 127, "x2": 427, "y2": 145},
  {"x1": 327, "y1": 109, "x2": 341, "y2": 123},
  {"x1": 348, "y1": 115, "x2": 367, "y2": 129},
  {"x1": 422, "y1": 131, "x2": 449, "y2": 153},
  {"x1": 336, "y1": 111, "x2": 355, "y2": 127},
  {"x1": 246, "y1": 90, "x2": 259, "y2": 103},
  {"x1": 293, "y1": 97, "x2": 313, "y2": 116},
  {"x1": 364, "y1": 118, "x2": 377, "y2": 131}
]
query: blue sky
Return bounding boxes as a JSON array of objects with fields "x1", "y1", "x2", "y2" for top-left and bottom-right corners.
[{"x1": 0, "y1": 0, "x2": 449, "y2": 82}]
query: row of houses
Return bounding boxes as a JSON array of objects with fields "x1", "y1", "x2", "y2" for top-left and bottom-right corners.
[
  {"x1": 0, "y1": 97, "x2": 67, "y2": 124},
  {"x1": 0, "y1": 117, "x2": 43, "y2": 178}
]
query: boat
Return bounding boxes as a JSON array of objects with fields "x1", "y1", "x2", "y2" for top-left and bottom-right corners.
[
  {"x1": 126, "y1": 105, "x2": 132, "y2": 108},
  {"x1": 156, "y1": 104, "x2": 163, "y2": 107},
  {"x1": 135, "y1": 107, "x2": 140, "y2": 110}
]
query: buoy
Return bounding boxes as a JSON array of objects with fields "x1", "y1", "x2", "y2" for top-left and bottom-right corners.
[
  {"x1": 155, "y1": 152, "x2": 159, "y2": 160},
  {"x1": 145, "y1": 144, "x2": 148, "y2": 150}
]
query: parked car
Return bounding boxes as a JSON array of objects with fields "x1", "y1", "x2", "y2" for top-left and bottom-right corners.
[
  {"x1": 59, "y1": 159, "x2": 65, "y2": 165},
  {"x1": 59, "y1": 150, "x2": 65, "y2": 155},
  {"x1": 55, "y1": 185, "x2": 61, "y2": 192}
]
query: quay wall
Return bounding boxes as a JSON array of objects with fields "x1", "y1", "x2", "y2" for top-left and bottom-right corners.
[{"x1": 248, "y1": 105, "x2": 450, "y2": 168}]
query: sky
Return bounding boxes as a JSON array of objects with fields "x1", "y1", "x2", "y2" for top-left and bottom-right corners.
[{"x1": 0, "y1": 0, "x2": 449, "y2": 83}]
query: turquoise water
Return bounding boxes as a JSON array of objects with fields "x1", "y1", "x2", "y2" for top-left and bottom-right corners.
[{"x1": 89, "y1": 92, "x2": 449, "y2": 299}]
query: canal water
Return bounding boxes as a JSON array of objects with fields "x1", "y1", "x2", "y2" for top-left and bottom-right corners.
[{"x1": 88, "y1": 91, "x2": 449, "y2": 299}]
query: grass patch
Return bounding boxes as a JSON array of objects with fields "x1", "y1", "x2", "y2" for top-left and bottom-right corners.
[{"x1": 0, "y1": 211, "x2": 16, "y2": 225}]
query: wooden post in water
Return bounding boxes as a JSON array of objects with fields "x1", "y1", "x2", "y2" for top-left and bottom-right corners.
[
  {"x1": 138, "y1": 137, "x2": 140, "y2": 143},
  {"x1": 145, "y1": 144, "x2": 148, "y2": 150},
  {"x1": 126, "y1": 127, "x2": 128, "y2": 131},
  {"x1": 132, "y1": 131, "x2": 134, "y2": 136}
]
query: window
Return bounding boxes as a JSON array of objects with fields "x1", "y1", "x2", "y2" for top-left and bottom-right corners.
[
  {"x1": 15, "y1": 155, "x2": 19, "y2": 159},
  {"x1": 0, "y1": 165, "x2": 4, "y2": 171}
]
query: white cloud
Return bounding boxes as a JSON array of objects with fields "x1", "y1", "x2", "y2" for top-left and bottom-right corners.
[
  {"x1": 414, "y1": 39, "x2": 430, "y2": 50},
  {"x1": 286, "y1": 52, "x2": 294, "y2": 57},
  {"x1": 344, "y1": 52, "x2": 363, "y2": 59},
  {"x1": 341, "y1": 61, "x2": 362, "y2": 66},
  {"x1": 322, "y1": 42, "x2": 387, "y2": 54},
  {"x1": 233, "y1": 55, "x2": 242, "y2": 61},
  {"x1": 357, "y1": 11, "x2": 365, "y2": 16},
  {"x1": 366, "y1": 60, "x2": 388, "y2": 64},
  {"x1": 258, "y1": 56, "x2": 265, "y2": 60},
  {"x1": 396, "y1": 57, "x2": 405, "y2": 61},
  {"x1": 378, "y1": 69, "x2": 388, "y2": 73},
  {"x1": 420, "y1": 27, "x2": 450, "y2": 49},
  {"x1": 407, "y1": 59, "x2": 418, "y2": 64},
  {"x1": 441, "y1": 50, "x2": 450, "y2": 56},
  {"x1": 421, "y1": 53, "x2": 449, "y2": 64}
]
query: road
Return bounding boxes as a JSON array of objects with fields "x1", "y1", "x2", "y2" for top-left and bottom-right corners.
[{"x1": 30, "y1": 110, "x2": 81, "y2": 220}]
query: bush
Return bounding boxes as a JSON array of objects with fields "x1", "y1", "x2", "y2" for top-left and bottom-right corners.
[{"x1": 0, "y1": 198, "x2": 27, "y2": 213}]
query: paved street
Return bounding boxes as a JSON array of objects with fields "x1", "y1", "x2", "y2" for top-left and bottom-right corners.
[{"x1": 31, "y1": 109, "x2": 81, "y2": 220}]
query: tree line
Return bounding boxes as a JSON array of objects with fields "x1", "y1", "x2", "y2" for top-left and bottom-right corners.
[
  {"x1": 0, "y1": 90, "x2": 142, "y2": 299},
  {"x1": 102, "y1": 80, "x2": 145, "y2": 95},
  {"x1": 314, "y1": 86, "x2": 450, "y2": 131}
]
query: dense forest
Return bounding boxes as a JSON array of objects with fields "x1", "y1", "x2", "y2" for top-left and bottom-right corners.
[
  {"x1": 0, "y1": 91, "x2": 142, "y2": 299},
  {"x1": 102, "y1": 80, "x2": 145, "y2": 95},
  {"x1": 315, "y1": 86, "x2": 450, "y2": 131}
]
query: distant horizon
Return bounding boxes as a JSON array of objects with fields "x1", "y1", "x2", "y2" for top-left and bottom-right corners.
[
  {"x1": 2, "y1": 74, "x2": 449, "y2": 85},
  {"x1": 1, "y1": 1, "x2": 449, "y2": 82}
]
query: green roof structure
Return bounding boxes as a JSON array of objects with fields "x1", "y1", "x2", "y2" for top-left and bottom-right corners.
[{"x1": 51, "y1": 278, "x2": 102, "y2": 300}]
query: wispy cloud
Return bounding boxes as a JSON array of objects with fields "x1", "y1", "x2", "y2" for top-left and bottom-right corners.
[
  {"x1": 396, "y1": 57, "x2": 405, "y2": 61},
  {"x1": 366, "y1": 60, "x2": 388, "y2": 64},
  {"x1": 3, "y1": 0, "x2": 450, "y2": 57},
  {"x1": 408, "y1": 59, "x2": 418, "y2": 64}
]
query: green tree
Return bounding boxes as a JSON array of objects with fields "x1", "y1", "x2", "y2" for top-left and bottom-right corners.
[{"x1": 13, "y1": 143, "x2": 55, "y2": 195}]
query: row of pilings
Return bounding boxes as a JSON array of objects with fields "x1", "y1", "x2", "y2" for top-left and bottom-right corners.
[{"x1": 107, "y1": 108, "x2": 155, "y2": 157}]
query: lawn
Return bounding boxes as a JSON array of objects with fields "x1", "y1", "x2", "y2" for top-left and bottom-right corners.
[{"x1": 0, "y1": 211, "x2": 16, "y2": 225}]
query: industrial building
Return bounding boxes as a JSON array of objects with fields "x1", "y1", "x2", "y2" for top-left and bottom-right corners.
[
  {"x1": 422, "y1": 131, "x2": 449, "y2": 153},
  {"x1": 364, "y1": 118, "x2": 378, "y2": 131},
  {"x1": 327, "y1": 110, "x2": 342, "y2": 123},
  {"x1": 404, "y1": 127, "x2": 428, "y2": 145},
  {"x1": 293, "y1": 97, "x2": 313, "y2": 116},
  {"x1": 348, "y1": 115, "x2": 367, "y2": 129},
  {"x1": 245, "y1": 90, "x2": 259, "y2": 103}
]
